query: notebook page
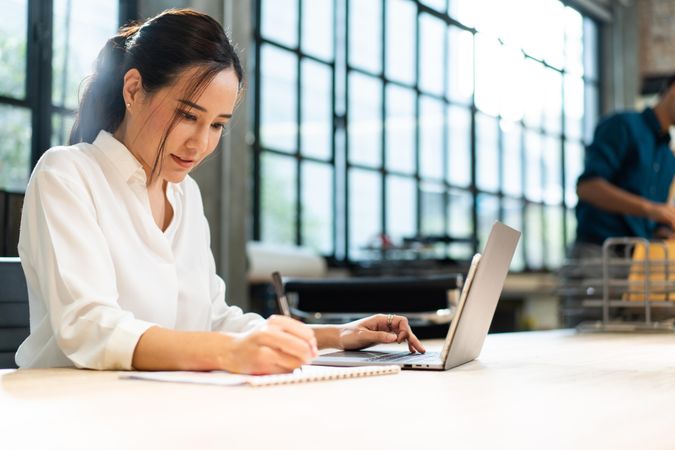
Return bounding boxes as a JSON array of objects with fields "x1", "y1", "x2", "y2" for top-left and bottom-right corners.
[{"x1": 120, "y1": 365, "x2": 400, "y2": 387}]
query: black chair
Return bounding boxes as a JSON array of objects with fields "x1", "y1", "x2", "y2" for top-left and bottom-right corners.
[
  {"x1": 0, "y1": 190, "x2": 24, "y2": 257},
  {"x1": 281, "y1": 274, "x2": 463, "y2": 337},
  {"x1": 0, "y1": 257, "x2": 30, "y2": 368}
]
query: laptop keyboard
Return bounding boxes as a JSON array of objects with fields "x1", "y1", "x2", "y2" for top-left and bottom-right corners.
[{"x1": 364, "y1": 351, "x2": 441, "y2": 364}]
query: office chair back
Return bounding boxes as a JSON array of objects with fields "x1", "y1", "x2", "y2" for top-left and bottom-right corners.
[{"x1": 0, "y1": 257, "x2": 29, "y2": 368}]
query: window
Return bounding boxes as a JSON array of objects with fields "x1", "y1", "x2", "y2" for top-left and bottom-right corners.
[
  {"x1": 253, "y1": 0, "x2": 600, "y2": 271},
  {"x1": 0, "y1": 1, "x2": 132, "y2": 193}
]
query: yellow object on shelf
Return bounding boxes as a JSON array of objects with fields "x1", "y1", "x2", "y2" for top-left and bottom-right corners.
[{"x1": 625, "y1": 241, "x2": 675, "y2": 301}]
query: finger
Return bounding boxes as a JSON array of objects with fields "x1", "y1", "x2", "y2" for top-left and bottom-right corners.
[
  {"x1": 391, "y1": 316, "x2": 411, "y2": 342},
  {"x1": 256, "y1": 328, "x2": 315, "y2": 363},
  {"x1": 271, "y1": 350, "x2": 305, "y2": 373},
  {"x1": 363, "y1": 314, "x2": 388, "y2": 332},
  {"x1": 391, "y1": 316, "x2": 425, "y2": 353},
  {"x1": 268, "y1": 315, "x2": 316, "y2": 344},
  {"x1": 362, "y1": 330, "x2": 398, "y2": 345},
  {"x1": 407, "y1": 330, "x2": 426, "y2": 353},
  {"x1": 267, "y1": 315, "x2": 317, "y2": 354},
  {"x1": 254, "y1": 346, "x2": 303, "y2": 374}
]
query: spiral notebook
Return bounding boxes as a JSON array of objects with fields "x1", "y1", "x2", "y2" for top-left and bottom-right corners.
[{"x1": 120, "y1": 365, "x2": 400, "y2": 387}]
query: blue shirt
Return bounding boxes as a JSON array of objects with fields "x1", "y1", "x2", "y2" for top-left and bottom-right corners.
[{"x1": 575, "y1": 108, "x2": 675, "y2": 245}]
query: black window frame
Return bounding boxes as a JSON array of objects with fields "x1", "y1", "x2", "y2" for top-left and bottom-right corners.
[
  {"x1": 0, "y1": 0, "x2": 137, "y2": 178},
  {"x1": 251, "y1": 0, "x2": 603, "y2": 271}
]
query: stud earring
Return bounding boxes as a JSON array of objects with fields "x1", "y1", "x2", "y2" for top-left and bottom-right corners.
[{"x1": 126, "y1": 103, "x2": 131, "y2": 109}]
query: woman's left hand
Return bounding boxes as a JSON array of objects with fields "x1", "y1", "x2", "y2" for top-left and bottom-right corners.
[{"x1": 337, "y1": 314, "x2": 426, "y2": 353}]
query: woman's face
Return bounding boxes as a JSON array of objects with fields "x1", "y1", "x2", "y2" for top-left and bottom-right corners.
[{"x1": 125, "y1": 67, "x2": 240, "y2": 184}]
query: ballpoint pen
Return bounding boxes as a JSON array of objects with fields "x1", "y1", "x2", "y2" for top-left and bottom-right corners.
[{"x1": 271, "y1": 271, "x2": 291, "y2": 317}]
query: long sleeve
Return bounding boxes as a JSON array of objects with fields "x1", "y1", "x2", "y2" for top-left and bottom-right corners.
[{"x1": 18, "y1": 166, "x2": 155, "y2": 370}]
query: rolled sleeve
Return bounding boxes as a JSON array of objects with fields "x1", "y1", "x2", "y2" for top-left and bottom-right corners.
[{"x1": 103, "y1": 318, "x2": 156, "y2": 370}]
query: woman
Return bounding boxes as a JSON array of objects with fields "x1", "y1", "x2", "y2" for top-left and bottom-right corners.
[{"x1": 15, "y1": 9, "x2": 424, "y2": 374}]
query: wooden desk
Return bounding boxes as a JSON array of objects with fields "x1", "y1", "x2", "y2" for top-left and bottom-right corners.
[{"x1": 2, "y1": 330, "x2": 675, "y2": 450}]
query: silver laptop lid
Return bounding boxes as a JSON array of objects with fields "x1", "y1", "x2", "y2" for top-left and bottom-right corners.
[{"x1": 443, "y1": 222, "x2": 520, "y2": 369}]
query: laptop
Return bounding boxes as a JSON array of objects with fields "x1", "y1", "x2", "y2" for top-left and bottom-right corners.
[{"x1": 311, "y1": 222, "x2": 521, "y2": 371}]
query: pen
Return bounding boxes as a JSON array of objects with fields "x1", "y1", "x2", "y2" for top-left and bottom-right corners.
[{"x1": 271, "y1": 271, "x2": 291, "y2": 317}]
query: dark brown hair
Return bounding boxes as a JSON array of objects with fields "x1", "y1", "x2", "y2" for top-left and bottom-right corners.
[{"x1": 69, "y1": 8, "x2": 243, "y2": 180}]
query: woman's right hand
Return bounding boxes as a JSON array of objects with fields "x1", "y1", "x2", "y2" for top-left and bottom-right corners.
[{"x1": 224, "y1": 315, "x2": 318, "y2": 375}]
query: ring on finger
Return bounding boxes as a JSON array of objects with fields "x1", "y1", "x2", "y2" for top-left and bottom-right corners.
[{"x1": 386, "y1": 313, "x2": 394, "y2": 331}]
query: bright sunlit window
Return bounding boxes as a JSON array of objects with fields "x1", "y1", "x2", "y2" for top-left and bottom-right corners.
[{"x1": 255, "y1": 0, "x2": 600, "y2": 270}]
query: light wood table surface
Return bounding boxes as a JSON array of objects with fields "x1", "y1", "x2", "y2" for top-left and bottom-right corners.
[{"x1": 2, "y1": 330, "x2": 675, "y2": 450}]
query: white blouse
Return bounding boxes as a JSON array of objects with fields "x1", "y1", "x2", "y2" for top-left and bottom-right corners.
[{"x1": 16, "y1": 131, "x2": 264, "y2": 370}]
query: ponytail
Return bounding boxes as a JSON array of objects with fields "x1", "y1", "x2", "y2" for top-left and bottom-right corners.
[
  {"x1": 67, "y1": 9, "x2": 244, "y2": 182},
  {"x1": 69, "y1": 25, "x2": 139, "y2": 145}
]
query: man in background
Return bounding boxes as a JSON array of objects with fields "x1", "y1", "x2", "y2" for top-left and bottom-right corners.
[{"x1": 564, "y1": 75, "x2": 675, "y2": 325}]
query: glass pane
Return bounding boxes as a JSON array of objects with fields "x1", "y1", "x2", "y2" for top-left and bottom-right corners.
[
  {"x1": 419, "y1": 13, "x2": 445, "y2": 96},
  {"x1": 583, "y1": 17, "x2": 598, "y2": 81},
  {"x1": 0, "y1": 0, "x2": 27, "y2": 99},
  {"x1": 349, "y1": 0, "x2": 382, "y2": 73},
  {"x1": 261, "y1": 0, "x2": 298, "y2": 48},
  {"x1": 503, "y1": 197, "x2": 525, "y2": 271},
  {"x1": 51, "y1": 112, "x2": 76, "y2": 148},
  {"x1": 419, "y1": 96, "x2": 444, "y2": 180},
  {"x1": 477, "y1": 193, "x2": 499, "y2": 250},
  {"x1": 524, "y1": 130, "x2": 542, "y2": 202},
  {"x1": 349, "y1": 168, "x2": 381, "y2": 259},
  {"x1": 335, "y1": 127, "x2": 346, "y2": 259},
  {"x1": 261, "y1": 153, "x2": 297, "y2": 245},
  {"x1": 564, "y1": 74, "x2": 584, "y2": 141},
  {"x1": 542, "y1": 0, "x2": 565, "y2": 69},
  {"x1": 523, "y1": 58, "x2": 544, "y2": 129},
  {"x1": 348, "y1": 73, "x2": 382, "y2": 167},
  {"x1": 500, "y1": 44, "x2": 525, "y2": 122},
  {"x1": 386, "y1": 175, "x2": 416, "y2": 244},
  {"x1": 448, "y1": 0, "x2": 478, "y2": 28},
  {"x1": 385, "y1": 85, "x2": 415, "y2": 174},
  {"x1": 447, "y1": 26, "x2": 473, "y2": 104},
  {"x1": 542, "y1": 69, "x2": 562, "y2": 135},
  {"x1": 447, "y1": 105, "x2": 471, "y2": 187},
  {"x1": 475, "y1": 113, "x2": 499, "y2": 193},
  {"x1": 52, "y1": 0, "x2": 119, "y2": 109},
  {"x1": 301, "y1": 60, "x2": 332, "y2": 160},
  {"x1": 474, "y1": 34, "x2": 501, "y2": 117},
  {"x1": 421, "y1": 182, "x2": 444, "y2": 235},
  {"x1": 566, "y1": 208, "x2": 576, "y2": 247},
  {"x1": 448, "y1": 188, "x2": 472, "y2": 237},
  {"x1": 0, "y1": 105, "x2": 31, "y2": 191},
  {"x1": 386, "y1": 0, "x2": 416, "y2": 85},
  {"x1": 525, "y1": 203, "x2": 543, "y2": 270},
  {"x1": 545, "y1": 205, "x2": 564, "y2": 269},
  {"x1": 302, "y1": 161, "x2": 333, "y2": 254},
  {"x1": 564, "y1": 6, "x2": 583, "y2": 76},
  {"x1": 501, "y1": 120, "x2": 522, "y2": 197},
  {"x1": 421, "y1": 0, "x2": 446, "y2": 13},
  {"x1": 448, "y1": 188, "x2": 473, "y2": 260},
  {"x1": 584, "y1": 83, "x2": 598, "y2": 145},
  {"x1": 490, "y1": 0, "x2": 523, "y2": 47},
  {"x1": 520, "y1": 2, "x2": 544, "y2": 59},
  {"x1": 261, "y1": 46, "x2": 297, "y2": 152},
  {"x1": 302, "y1": 0, "x2": 334, "y2": 60},
  {"x1": 565, "y1": 140, "x2": 584, "y2": 207},
  {"x1": 542, "y1": 135, "x2": 562, "y2": 205}
]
